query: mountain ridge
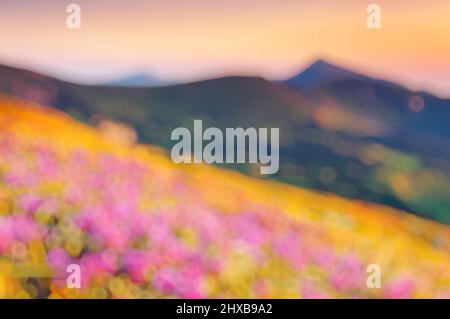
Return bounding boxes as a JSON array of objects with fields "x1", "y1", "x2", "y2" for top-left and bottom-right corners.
[
  {"x1": 285, "y1": 59, "x2": 371, "y2": 90},
  {"x1": 284, "y1": 59, "x2": 423, "y2": 94},
  {"x1": 1, "y1": 61, "x2": 450, "y2": 224}
]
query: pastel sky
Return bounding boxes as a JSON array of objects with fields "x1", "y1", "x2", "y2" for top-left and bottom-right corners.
[{"x1": 1, "y1": 0, "x2": 449, "y2": 96}]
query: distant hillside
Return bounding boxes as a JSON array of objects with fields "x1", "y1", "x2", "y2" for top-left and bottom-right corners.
[
  {"x1": 0, "y1": 62, "x2": 449, "y2": 224},
  {"x1": 103, "y1": 72, "x2": 165, "y2": 87},
  {"x1": 285, "y1": 60, "x2": 450, "y2": 144}
]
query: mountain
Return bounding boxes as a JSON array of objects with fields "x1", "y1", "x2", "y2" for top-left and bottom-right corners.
[
  {"x1": 285, "y1": 59, "x2": 372, "y2": 90},
  {"x1": 284, "y1": 60, "x2": 450, "y2": 154},
  {"x1": 103, "y1": 72, "x2": 163, "y2": 87},
  {"x1": 0, "y1": 62, "x2": 450, "y2": 224}
]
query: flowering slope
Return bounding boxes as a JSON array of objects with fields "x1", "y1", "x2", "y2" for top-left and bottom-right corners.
[{"x1": 0, "y1": 94, "x2": 448, "y2": 298}]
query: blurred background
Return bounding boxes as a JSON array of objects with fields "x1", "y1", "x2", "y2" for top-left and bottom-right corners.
[{"x1": 0, "y1": 0, "x2": 449, "y2": 299}]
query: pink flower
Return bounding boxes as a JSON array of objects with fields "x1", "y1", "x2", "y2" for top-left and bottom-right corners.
[
  {"x1": 301, "y1": 279, "x2": 330, "y2": 299},
  {"x1": 329, "y1": 253, "x2": 364, "y2": 292},
  {"x1": 19, "y1": 193, "x2": 43, "y2": 214},
  {"x1": 47, "y1": 248, "x2": 74, "y2": 289},
  {"x1": 385, "y1": 279, "x2": 414, "y2": 299},
  {"x1": 152, "y1": 265, "x2": 206, "y2": 298},
  {"x1": 272, "y1": 231, "x2": 309, "y2": 269},
  {"x1": 232, "y1": 212, "x2": 270, "y2": 247}
]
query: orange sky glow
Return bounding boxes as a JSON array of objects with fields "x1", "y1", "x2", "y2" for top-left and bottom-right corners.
[{"x1": 0, "y1": 0, "x2": 449, "y2": 96}]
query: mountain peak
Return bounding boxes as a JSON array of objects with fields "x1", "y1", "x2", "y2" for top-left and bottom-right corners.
[
  {"x1": 307, "y1": 59, "x2": 337, "y2": 69},
  {"x1": 285, "y1": 59, "x2": 369, "y2": 90}
]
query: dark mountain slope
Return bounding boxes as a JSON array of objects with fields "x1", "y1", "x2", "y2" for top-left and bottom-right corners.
[{"x1": 1, "y1": 62, "x2": 450, "y2": 224}]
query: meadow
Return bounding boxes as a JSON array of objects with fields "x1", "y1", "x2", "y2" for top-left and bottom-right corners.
[{"x1": 0, "y1": 94, "x2": 448, "y2": 298}]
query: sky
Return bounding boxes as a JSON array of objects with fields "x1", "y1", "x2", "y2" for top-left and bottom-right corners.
[{"x1": 1, "y1": 0, "x2": 450, "y2": 97}]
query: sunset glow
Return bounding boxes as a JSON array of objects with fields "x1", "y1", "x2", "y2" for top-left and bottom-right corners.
[{"x1": 0, "y1": 0, "x2": 449, "y2": 96}]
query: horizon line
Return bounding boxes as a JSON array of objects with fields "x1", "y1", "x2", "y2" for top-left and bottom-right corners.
[{"x1": 1, "y1": 58, "x2": 449, "y2": 99}]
